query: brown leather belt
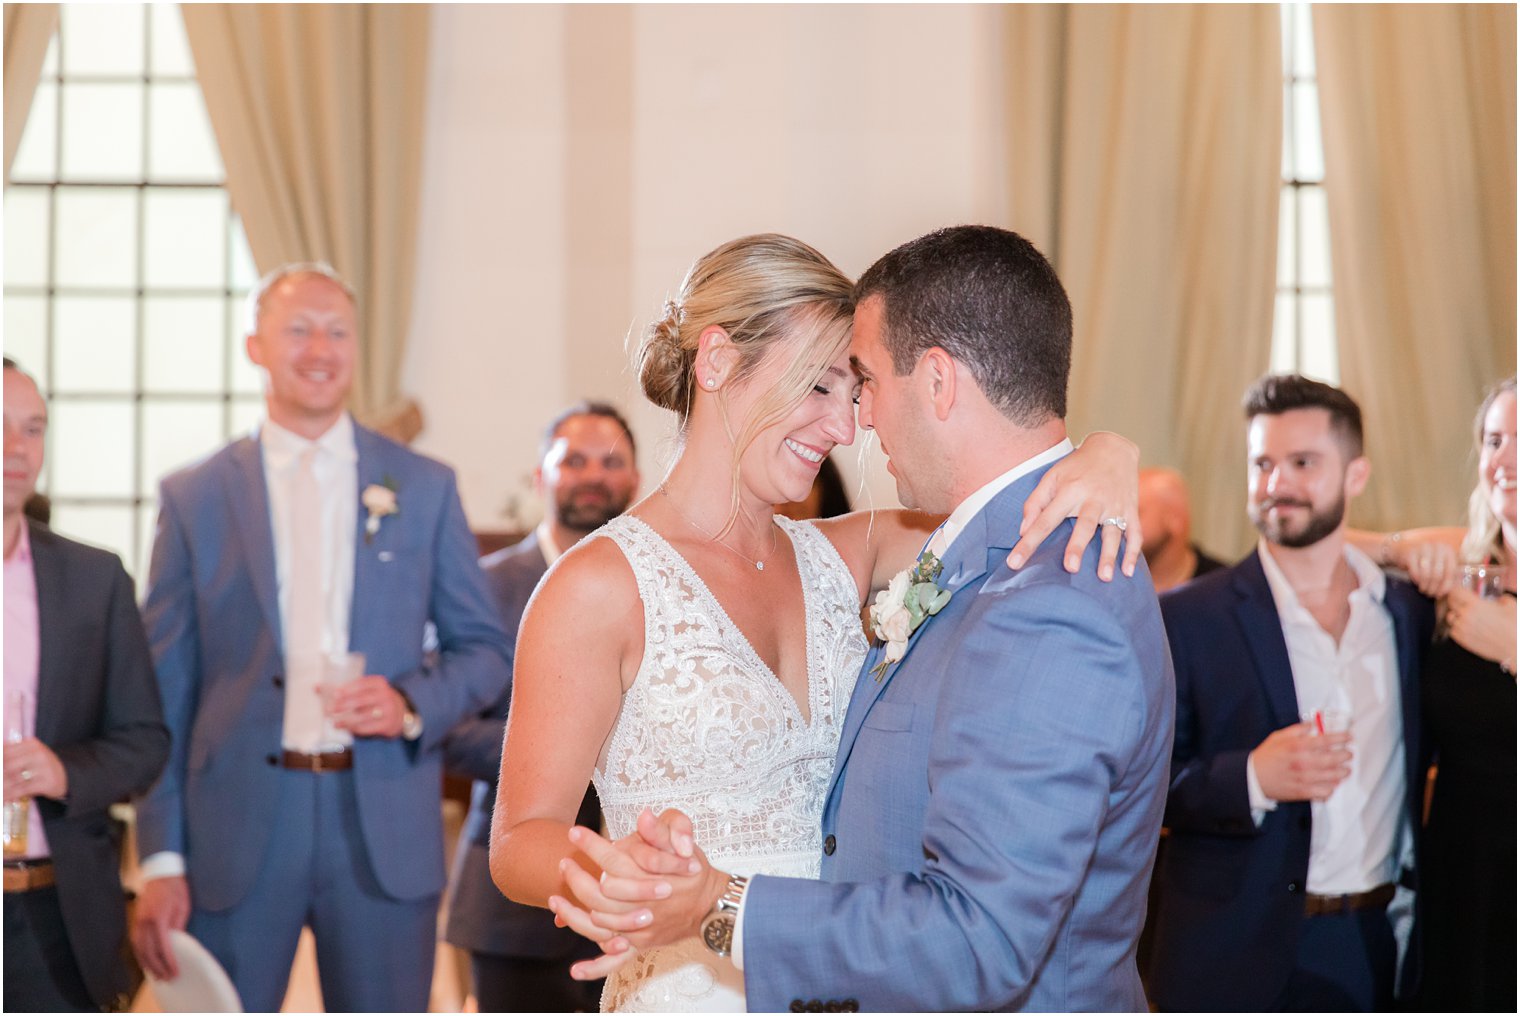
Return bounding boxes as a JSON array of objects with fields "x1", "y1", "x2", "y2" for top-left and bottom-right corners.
[
  {"x1": 281, "y1": 749, "x2": 352, "y2": 772},
  {"x1": 1304, "y1": 882, "x2": 1396, "y2": 917},
  {"x1": 4, "y1": 859, "x2": 56, "y2": 893}
]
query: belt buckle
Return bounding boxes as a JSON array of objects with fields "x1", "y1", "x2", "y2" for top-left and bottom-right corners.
[{"x1": 310, "y1": 752, "x2": 326, "y2": 773}]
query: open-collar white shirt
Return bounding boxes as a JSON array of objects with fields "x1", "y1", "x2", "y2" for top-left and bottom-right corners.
[{"x1": 1249, "y1": 539, "x2": 1409, "y2": 895}]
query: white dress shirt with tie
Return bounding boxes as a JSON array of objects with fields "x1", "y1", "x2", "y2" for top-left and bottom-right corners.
[{"x1": 139, "y1": 414, "x2": 359, "y2": 882}]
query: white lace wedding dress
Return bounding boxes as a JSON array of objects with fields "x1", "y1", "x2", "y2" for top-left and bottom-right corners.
[{"x1": 591, "y1": 514, "x2": 867, "y2": 1012}]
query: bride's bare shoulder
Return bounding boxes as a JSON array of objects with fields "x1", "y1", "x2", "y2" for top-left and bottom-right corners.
[{"x1": 524, "y1": 528, "x2": 643, "y2": 637}]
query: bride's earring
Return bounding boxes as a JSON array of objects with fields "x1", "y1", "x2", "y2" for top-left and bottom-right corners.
[{"x1": 705, "y1": 378, "x2": 717, "y2": 389}]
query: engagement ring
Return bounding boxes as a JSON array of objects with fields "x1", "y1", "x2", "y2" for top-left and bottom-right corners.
[{"x1": 1101, "y1": 517, "x2": 1128, "y2": 532}]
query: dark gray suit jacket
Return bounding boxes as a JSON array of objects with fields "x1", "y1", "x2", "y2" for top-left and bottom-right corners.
[
  {"x1": 28, "y1": 521, "x2": 170, "y2": 1010},
  {"x1": 443, "y1": 531, "x2": 601, "y2": 960}
]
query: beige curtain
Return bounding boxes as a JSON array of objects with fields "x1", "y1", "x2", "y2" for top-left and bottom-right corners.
[
  {"x1": 3, "y1": 3, "x2": 57, "y2": 181},
  {"x1": 182, "y1": 4, "x2": 431, "y2": 436},
  {"x1": 1315, "y1": 4, "x2": 1516, "y2": 532},
  {"x1": 1006, "y1": 4, "x2": 1282, "y2": 558}
]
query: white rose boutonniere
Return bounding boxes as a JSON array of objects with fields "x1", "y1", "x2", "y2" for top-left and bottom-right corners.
[
  {"x1": 868, "y1": 549, "x2": 953, "y2": 681},
  {"x1": 362, "y1": 479, "x2": 399, "y2": 543}
]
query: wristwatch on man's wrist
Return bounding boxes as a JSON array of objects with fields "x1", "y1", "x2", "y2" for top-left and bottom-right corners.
[
  {"x1": 397, "y1": 691, "x2": 423, "y2": 741},
  {"x1": 700, "y1": 873, "x2": 749, "y2": 957}
]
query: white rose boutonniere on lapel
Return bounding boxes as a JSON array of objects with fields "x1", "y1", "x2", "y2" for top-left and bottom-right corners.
[
  {"x1": 362, "y1": 479, "x2": 399, "y2": 544},
  {"x1": 868, "y1": 549, "x2": 953, "y2": 681}
]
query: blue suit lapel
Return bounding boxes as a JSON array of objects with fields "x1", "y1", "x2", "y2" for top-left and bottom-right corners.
[
  {"x1": 226, "y1": 437, "x2": 283, "y2": 648},
  {"x1": 349, "y1": 426, "x2": 392, "y2": 652},
  {"x1": 827, "y1": 466, "x2": 1050, "y2": 805},
  {"x1": 1230, "y1": 551, "x2": 1302, "y2": 730}
]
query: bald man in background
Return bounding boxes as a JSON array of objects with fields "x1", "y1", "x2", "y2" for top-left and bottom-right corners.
[{"x1": 1139, "y1": 467, "x2": 1226, "y2": 593}]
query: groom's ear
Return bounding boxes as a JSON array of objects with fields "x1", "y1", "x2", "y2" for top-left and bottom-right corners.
[{"x1": 921, "y1": 346, "x2": 957, "y2": 422}]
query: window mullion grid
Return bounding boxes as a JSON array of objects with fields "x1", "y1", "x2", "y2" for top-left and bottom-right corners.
[{"x1": 131, "y1": 4, "x2": 152, "y2": 572}]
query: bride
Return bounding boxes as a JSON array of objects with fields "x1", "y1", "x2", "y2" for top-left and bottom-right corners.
[{"x1": 490, "y1": 234, "x2": 1137, "y2": 1011}]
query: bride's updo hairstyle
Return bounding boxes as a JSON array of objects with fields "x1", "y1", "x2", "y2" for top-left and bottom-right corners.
[
  {"x1": 638, "y1": 234, "x2": 854, "y2": 523},
  {"x1": 639, "y1": 232, "x2": 854, "y2": 433}
]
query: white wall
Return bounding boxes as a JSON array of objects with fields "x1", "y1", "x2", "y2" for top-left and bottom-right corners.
[{"x1": 403, "y1": 4, "x2": 1006, "y2": 530}]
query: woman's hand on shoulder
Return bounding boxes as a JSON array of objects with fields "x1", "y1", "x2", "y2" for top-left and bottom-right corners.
[{"x1": 1008, "y1": 431, "x2": 1140, "y2": 580}]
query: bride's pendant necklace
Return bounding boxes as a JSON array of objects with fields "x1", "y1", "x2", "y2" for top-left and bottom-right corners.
[{"x1": 658, "y1": 483, "x2": 777, "y2": 571}]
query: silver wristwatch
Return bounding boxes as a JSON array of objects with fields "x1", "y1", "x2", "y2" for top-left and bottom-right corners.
[{"x1": 699, "y1": 874, "x2": 749, "y2": 957}]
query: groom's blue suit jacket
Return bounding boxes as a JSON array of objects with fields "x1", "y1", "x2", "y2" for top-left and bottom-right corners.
[
  {"x1": 135, "y1": 423, "x2": 512, "y2": 911},
  {"x1": 743, "y1": 459, "x2": 1176, "y2": 1012}
]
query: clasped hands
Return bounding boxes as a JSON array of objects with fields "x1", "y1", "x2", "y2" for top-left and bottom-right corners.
[{"x1": 548, "y1": 808, "x2": 728, "y2": 981}]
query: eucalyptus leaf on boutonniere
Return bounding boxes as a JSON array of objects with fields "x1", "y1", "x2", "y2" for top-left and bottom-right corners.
[
  {"x1": 362, "y1": 478, "x2": 399, "y2": 544},
  {"x1": 868, "y1": 549, "x2": 953, "y2": 681}
]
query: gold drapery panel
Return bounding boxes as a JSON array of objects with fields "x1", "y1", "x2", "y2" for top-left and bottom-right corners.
[
  {"x1": 1006, "y1": 4, "x2": 1282, "y2": 558},
  {"x1": 1316, "y1": 3, "x2": 1517, "y2": 531},
  {"x1": 3, "y1": 3, "x2": 58, "y2": 181}
]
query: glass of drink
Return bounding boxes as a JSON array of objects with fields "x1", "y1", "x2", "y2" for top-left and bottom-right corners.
[
  {"x1": 1462, "y1": 563, "x2": 1503, "y2": 599},
  {"x1": 1301, "y1": 707, "x2": 1350, "y2": 736},
  {"x1": 316, "y1": 652, "x2": 366, "y2": 718},
  {"x1": 4, "y1": 689, "x2": 32, "y2": 857}
]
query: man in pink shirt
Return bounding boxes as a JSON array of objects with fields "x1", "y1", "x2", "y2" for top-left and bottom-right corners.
[{"x1": 3, "y1": 358, "x2": 169, "y2": 1011}]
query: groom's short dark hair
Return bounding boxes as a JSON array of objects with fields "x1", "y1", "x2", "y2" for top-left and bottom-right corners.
[{"x1": 854, "y1": 225, "x2": 1071, "y2": 426}]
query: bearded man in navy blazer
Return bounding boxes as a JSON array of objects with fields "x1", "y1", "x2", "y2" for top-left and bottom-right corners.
[
  {"x1": 554, "y1": 226, "x2": 1175, "y2": 1012},
  {"x1": 1147, "y1": 376, "x2": 1433, "y2": 1011},
  {"x1": 130, "y1": 264, "x2": 511, "y2": 1012}
]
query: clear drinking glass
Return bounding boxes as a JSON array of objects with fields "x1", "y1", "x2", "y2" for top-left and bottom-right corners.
[
  {"x1": 4, "y1": 689, "x2": 33, "y2": 857},
  {"x1": 1462, "y1": 563, "x2": 1503, "y2": 599}
]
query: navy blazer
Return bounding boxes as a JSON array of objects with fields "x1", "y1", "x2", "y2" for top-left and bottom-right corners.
[
  {"x1": 442, "y1": 531, "x2": 600, "y2": 960},
  {"x1": 26, "y1": 522, "x2": 170, "y2": 1010},
  {"x1": 1147, "y1": 549, "x2": 1433, "y2": 1011},
  {"x1": 136, "y1": 423, "x2": 512, "y2": 910}
]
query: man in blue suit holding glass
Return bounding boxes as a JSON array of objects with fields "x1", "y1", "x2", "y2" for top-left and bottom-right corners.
[
  {"x1": 130, "y1": 263, "x2": 511, "y2": 1012},
  {"x1": 556, "y1": 226, "x2": 1175, "y2": 1012}
]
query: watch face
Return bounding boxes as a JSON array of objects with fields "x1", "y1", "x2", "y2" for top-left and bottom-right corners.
[{"x1": 701, "y1": 912, "x2": 733, "y2": 956}]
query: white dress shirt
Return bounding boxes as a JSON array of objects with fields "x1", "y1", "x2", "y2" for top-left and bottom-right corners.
[
  {"x1": 1246, "y1": 540, "x2": 1409, "y2": 895},
  {"x1": 140, "y1": 415, "x2": 359, "y2": 883},
  {"x1": 733, "y1": 436, "x2": 1074, "y2": 967},
  {"x1": 262, "y1": 414, "x2": 359, "y2": 753},
  {"x1": 928, "y1": 438, "x2": 1075, "y2": 559}
]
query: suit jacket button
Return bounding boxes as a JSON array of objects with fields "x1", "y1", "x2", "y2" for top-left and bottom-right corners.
[
  {"x1": 790, "y1": 1002, "x2": 805, "y2": 1013},
  {"x1": 823, "y1": 834, "x2": 836, "y2": 856},
  {"x1": 266, "y1": 753, "x2": 279, "y2": 766},
  {"x1": 1287, "y1": 881, "x2": 1301, "y2": 893},
  {"x1": 272, "y1": 674, "x2": 284, "y2": 688}
]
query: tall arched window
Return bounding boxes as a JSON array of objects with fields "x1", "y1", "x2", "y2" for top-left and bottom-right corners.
[
  {"x1": 3, "y1": 4, "x2": 260, "y2": 577},
  {"x1": 1271, "y1": 1, "x2": 1337, "y2": 383}
]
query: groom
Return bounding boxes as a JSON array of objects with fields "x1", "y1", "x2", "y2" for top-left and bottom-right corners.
[{"x1": 557, "y1": 225, "x2": 1175, "y2": 1011}]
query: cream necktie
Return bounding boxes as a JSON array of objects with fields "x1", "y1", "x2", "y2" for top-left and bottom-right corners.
[{"x1": 283, "y1": 445, "x2": 330, "y2": 750}]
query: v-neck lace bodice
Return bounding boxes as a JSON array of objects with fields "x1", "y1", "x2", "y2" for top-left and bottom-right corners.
[{"x1": 591, "y1": 513, "x2": 867, "y2": 1012}]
